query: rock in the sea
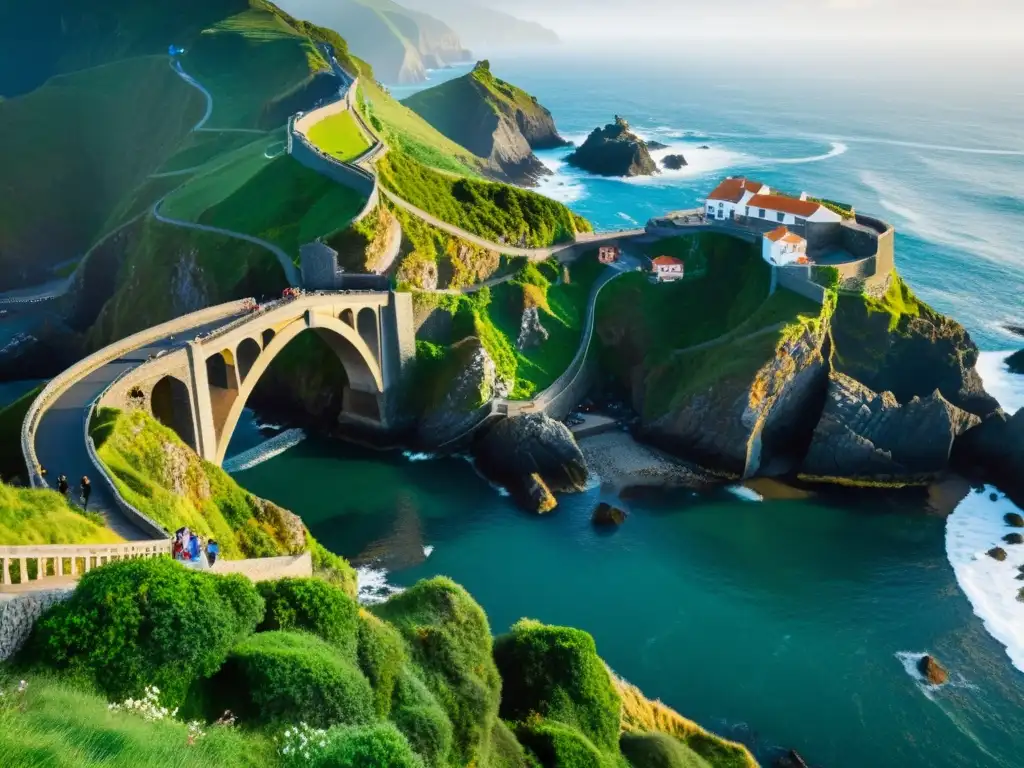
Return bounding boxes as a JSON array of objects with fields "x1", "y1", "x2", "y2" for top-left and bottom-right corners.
[
  {"x1": 1008, "y1": 513, "x2": 1024, "y2": 528},
  {"x1": 1004, "y1": 533, "x2": 1023, "y2": 545},
  {"x1": 418, "y1": 337, "x2": 505, "y2": 446},
  {"x1": 566, "y1": 115, "x2": 658, "y2": 177},
  {"x1": 645, "y1": 140, "x2": 669, "y2": 150},
  {"x1": 988, "y1": 547, "x2": 1008, "y2": 561},
  {"x1": 1018, "y1": 587, "x2": 1024, "y2": 603},
  {"x1": 473, "y1": 413, "x2": 589, "y2": 512},
  {"x1": 1006, "y1": 349, "x2": 1024, "y2": 374},
  {"x1": 524, "y1": 473, "x2": 557, "y2": 514},
  {"x1": 953, "y1": 409, "x2": 1024, "y2": 507},
  {"x1": 661, "y1": 154, "x2": 687, "y2": 170},
  {"x1": 773, "y1": 750, "x2": 811, "y2": 768},
  {"x1": 918, "y1": 655, "x2": 949, "y2": 685},
  {"x1": 801, "y1": 372, "x2": 979, "y2": 480},
  {"x1": 591, "y1": 502, "x2": 627, "y2": 526}
]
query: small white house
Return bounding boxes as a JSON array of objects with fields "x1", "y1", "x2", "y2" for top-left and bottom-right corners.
[
  {"x1": 762, "y1": 226, "x2": 808, "y2": 266},
  {"x1": 743, "y1": 194, "x2": 842, "y2": 228},
  {"x1": 651, "y1": 255, "x2": 685, "y2": 282},
  {"x1": 705, "y1": 177, "x2": 770, "y2": 221}
]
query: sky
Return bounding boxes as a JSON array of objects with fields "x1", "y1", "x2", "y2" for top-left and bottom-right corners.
[{"x1": 472, "y1": 0, "x2": 1024, "y2": 44}]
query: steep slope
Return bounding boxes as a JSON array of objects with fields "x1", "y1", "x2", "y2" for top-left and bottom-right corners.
[
  {"x1": 276, "y1": 0, "x2": 471, "y2": 83},
  {"x1": 395, "y1": 0, "x2": 560, "y2": 50},
  {"x1": 402, "y1": 60, "x2": 568, "y2": 183}
]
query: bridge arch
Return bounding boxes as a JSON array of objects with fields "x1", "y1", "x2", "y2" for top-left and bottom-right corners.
[
  {"x1": 357, "y1": 307, "x2": 379, "y2": 358},
  {"x1": 236, "y1": 337, "x2": 261, "y2": 383},
  {"x1": 209, "y1": 313, "x2": 384, "y2": 465},
  {"x1": 151, "y1": 375, "x2": 197, "y2": 451}
]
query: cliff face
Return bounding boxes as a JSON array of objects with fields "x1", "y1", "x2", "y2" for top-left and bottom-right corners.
[
  {"x1": 566, "y1": 116, "x2": 657, "y2": 178},
  {"x1": 402, "y1": 61, "x2": 567, "y2": 184},
  {"x1": 393, "y1": 0, "x2": 561, "y2": 50}
]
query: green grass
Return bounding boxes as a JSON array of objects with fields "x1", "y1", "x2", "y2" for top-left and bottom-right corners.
[
  {"x1": 0, "y1": 674, "x2": 278, "y2": 768},
  {"x1": 859, "y1": 274, "x2": 921, "y2": 332},
  {"x1": 0, "y1": 484, "x2": 120, "y2": 546},
  {"x1": 158, "y1": 131, "x2": 276, "y2": 174},
  {"x1": 0, "y1": 384, "x2": 41, "y2": 482},
  {"x1": 307, "y1": 110, "x2": 371, "y2": 162},
  {"x1": 186, "y1": 6, "x2": 329, "y2": 130},
  {"x1": 360, "y1": 80, "x2": 482, "y2": 176},
  {"x1": 378, "y1": 151, "x2": 588, "y2": 248},
  {"x1": 0, "y1": 56, "x2": 204, "y2": 280}
]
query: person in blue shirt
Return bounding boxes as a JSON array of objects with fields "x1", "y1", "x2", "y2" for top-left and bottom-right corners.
[
  {"x1": 188, "y1": 534, "x2": 201, "y2": 562},
  {"x1": 206, "y1": 540, "x2": 220, "y2": 566}
]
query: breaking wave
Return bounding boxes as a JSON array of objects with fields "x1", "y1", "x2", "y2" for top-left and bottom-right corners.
[{"x1": 223, "y1": 428, "x2": 306, "y2": 473}]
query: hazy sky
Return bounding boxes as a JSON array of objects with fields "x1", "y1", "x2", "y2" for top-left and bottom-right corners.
[{"x1": 474, "y1": 0, "x2": 1024, "y2": 43}]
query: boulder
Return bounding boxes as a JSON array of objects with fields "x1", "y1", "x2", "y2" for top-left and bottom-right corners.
[
  {"x1": 661, "y1": 154, "x2": 688, "y2": 170},
  {"x1": 645, "y1": 140, "x2": 669, "y2": 150},
  {"x1": 566, "y1": 116, "x2": 658, "y2": 177},
  {"x1": 473, "y1": 413, "x2": 590, "y2": 512},
  {"x1": 918, "y1": 655, "x2": 949, "y2": 685},
  {"x1": 1007, "y1": 349, "x2": 1024, "y2": 375},
  {"x1": 1007, "y1": 513, "x2": 1024, "y2": 528},
  {"x1": 418, "y1": 337, "x2": 506, "y2": 446},
  {"x1": 987, "y1": 547, "x2": 1007, "y2": 561},
  {"x1": 801, "y1": 373, "x2": 980, "y2": 480},
  {"x1": 591, "y1": 502, "x2": 627, "y2": 526},
  {"x1": 953, "y1": 409, "x2": 1024, "y2": 507},
  {"x1": 523, "y1": 473, "x2": 557, "y2": 514},
  {"x1": 1004, "y1": 533, "x2": 1023, "y2": 545},
  {"x1": 774, "y1": 750, "x2": 811, "y2": 768},
  {"x1": 516, "y1": 306, "x2": 549, "y2": 350},
  {"x1": 1018, "y1": 587, "x2": 1024, "y2": 604}
]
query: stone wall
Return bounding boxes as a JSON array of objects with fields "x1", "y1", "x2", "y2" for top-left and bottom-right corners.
[
  {"x1": 777, "y1": 265, "x2": 828, "y2": 304},
  {"x1": 0, "y1": 589, "x2": 73, "y2": 661}
]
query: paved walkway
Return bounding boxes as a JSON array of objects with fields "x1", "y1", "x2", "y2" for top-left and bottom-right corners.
[
  {"x1": 33, "y1": 313, "x2": 244, "y2": 541},
  {"x1": 170, "y1": 60, "x2": 266, "y2": 135}
]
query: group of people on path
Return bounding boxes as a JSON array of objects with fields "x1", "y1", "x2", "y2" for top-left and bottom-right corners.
[
  {"x1": 172, "y1": 527, "x2": 219, "y2": 568},
  {"x1": 56, "y1": 474, "x2": 91, "y2": 510}
]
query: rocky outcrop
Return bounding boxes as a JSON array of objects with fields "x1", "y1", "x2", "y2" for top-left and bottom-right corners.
[
  {"x1": 566, "y1": 116, "x2": 658, "y2": 178},
  {"x1": 516, "y1": 307, "x2": 549, "y2": 350},
  {"x1": 1007, "y1": 349, "x2": 1024, "y2": 375},
  {"x1": 418, "y1": 336, "x2": 503, "y2": 446},
  {"x1": 250, "y1": 495, "x2": 306, "y2": 554},
  {"x1": 1007, "y1": 513, "x2": 1024, "y2": 528},
  {"x1": 592, "y1": 502, "x2": 627, "y2": 526},
  {"x1": 830, "y1": 282, "x2": 999, "y2": 418},
  {"x1": 402, "y1": 61, "x2": 566, "y2": 184},
  {"x1": 1004, "y1": 533, "x2": 1023, "y2": 545},
  {"x1": 953, "y1": 409, "x2": 1024, "y2": 507},
  {"x1": 0, "y1": 588, "x2": 74, "y2": 662},
  {"x1": 918, "y1": 655, "x2": 948, "y2": 685},
  {"x1": 988, "y1": 547, "x2": 1008, "y2": 561},
  {"x1": 473, "y1": 413, "x2": 589, "y2": 512},
  {"x1": 661, "y1": 154, "x2": 687, "y2": 170},
  {"x1": 774, "y1": 751, "x2": 811, "y2": 768},
  {"x1": 800, "y1": 372, "x2": 979, "y2": 480}
]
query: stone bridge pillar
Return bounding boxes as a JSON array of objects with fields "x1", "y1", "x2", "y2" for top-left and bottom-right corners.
[
  {"x1": 186, "y1": 342, "x2": 219, "y2": 462},
  {"x1": 378, "y1": 291, "x2": 416, "y2": 427}
]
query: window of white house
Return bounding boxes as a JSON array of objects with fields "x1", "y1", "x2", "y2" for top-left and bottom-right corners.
[
  {"x1": 745, "y1": 206, "x2": 750, "y2": 215},
  {"x1": 795, "y1": 217, "x2": 806, "y2": 226},
  {"x1": 777, "y1": 212, "x2": 785, "y2": 222},
  {"x1": 759, "y1": 209, "x2": 765, "y2": 218}
]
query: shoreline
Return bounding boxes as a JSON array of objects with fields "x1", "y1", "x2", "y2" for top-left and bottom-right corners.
[{"x1": 578, "y1": 428, "x2": 720, "y2": 495}]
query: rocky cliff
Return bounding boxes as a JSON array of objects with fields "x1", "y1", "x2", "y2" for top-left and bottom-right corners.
[
  {"x1": 394, "y1": 0, "x2": 561, "y2": 50},
  {"x1": 402, "y1": 60, "x2": 567, "y2": 184},
  {"x1": 566, "y1": 116, "x2": 658, "y2": 178},
  {"x1": 417, "y1": 336, "x2": 505, "y2": 445}
]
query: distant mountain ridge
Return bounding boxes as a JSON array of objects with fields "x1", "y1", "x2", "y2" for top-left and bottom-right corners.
[
  {"x1": 276, "y1": 0, "x2": 472, "y2": 83},
  {"x1": 402, "y1": 60, "x2": 568, "y2": 184},
  {"x1": 395, "y1": 0, "x2": 559, "y2": 49}
]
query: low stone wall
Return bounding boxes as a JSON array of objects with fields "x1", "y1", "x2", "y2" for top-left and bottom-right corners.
[
  {"x1": 777, "y1": 266, "x2": 828, "y2": 304},
  {"x1": 0, "y1": 589, "x2": 73, "y2": 661}
]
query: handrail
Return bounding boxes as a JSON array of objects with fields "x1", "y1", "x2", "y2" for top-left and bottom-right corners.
[
  {"x1": 0, "y1": 541, "x2": 169, "y2": 557},
  {"x1": 21, "y1": 300, "x2": 252, "y2": 486}
]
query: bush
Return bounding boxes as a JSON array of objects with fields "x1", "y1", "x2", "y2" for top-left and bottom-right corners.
[
  {"x1": 213, "y1": 573, "x2": 267, "y2": 639},
  {"x1": 27, "y1": 558, "x2": 260, "y2": 705},
  {"x1": 487, "y1": 718, "x2": 536, "y2": 768},
  {"x1": 309, "y1": 537, "x2": 358, "y2": 598},
  {"x1": 515, "y1": 719, "x2": 612, "y2": 768},
  {"x1": 375, "y1": 577, "x2": 500, "y2": 766},
  {"x1": 258, "y1": 578, "x2": 359, "y2": 660},
  {"x1": 494, "y1": 620, "x2": 621, "y2": 753},
  {"x1": 620, "y1": 732, "x2": 712, "y2": 768},
  {"x1": 318, "y1": 723, "x2": 424, "y2": 768},
  {"x1": 208, "y1": 631, "x2": 375, "y2": 728},
  {"x1": 355, "y1": 610, "x2": 406, "y2": 718},
  {"x1": 390, "y1": 665, "x2": 454, "y2": 767}
]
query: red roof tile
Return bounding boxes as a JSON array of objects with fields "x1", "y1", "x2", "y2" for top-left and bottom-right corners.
[
  {"x1": 747, "y1": 194, "x2": 821, "y2": 218},
  {"x1": 652, "y1": 255, "x2": 684, "y2": 267},
  {"x1": 707, "y1": 177, "x2": 766, "y2": 203}
]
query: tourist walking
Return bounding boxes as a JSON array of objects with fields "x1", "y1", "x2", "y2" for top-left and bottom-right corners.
[
  {"x1": 57, "y1": 475, "x2": 68, "y2": 498},
  {"x1": 188, "y1": 533, "x2": 202, "y2": 563},
  {"x1": 80, "y1": 476, "x2": 91, "y2": 510},
  {"x1": 206, "y1": 539, "x2": 220, "y2": 566}
]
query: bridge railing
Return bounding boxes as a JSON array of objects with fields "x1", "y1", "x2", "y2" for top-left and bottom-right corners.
[
  {"x1": 1, "y1": 540, "x2": 170, "y2": 588},
  {"x1": 21, "y1": 300, "x2": 252, "y2": 487}
]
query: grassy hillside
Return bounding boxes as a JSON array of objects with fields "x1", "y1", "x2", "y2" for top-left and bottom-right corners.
[
  {"x1": 307, "y1": 109, "x2": 372, "y2": 161},
  {"x1": 0, "y1": 484, "x2": 121, "y2": 547},
  {"x1": 0, "y1": 57, "x2": 204, "y2": 287},
  {"x1": 378, "y1": 151, "x2": 589, "y2": 248}
]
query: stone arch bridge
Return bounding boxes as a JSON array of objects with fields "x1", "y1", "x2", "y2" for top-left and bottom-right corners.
[{"x1": 100, "y1": 292, "x2": 414, "y2": 465}]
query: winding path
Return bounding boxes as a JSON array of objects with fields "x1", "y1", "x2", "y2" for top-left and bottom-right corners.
[
  {"x1": 170, "y1": 60, "x2": 267, "y2": 135},
  {"x1": 152, "y1": 198, "x2": 301, "y2": 287}
]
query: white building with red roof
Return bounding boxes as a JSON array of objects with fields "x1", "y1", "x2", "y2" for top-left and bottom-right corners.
[
  {"x1": 762, "y1": 226, "x2": 808, "y2": 266},
  {"x1": 744, "y1": 193, "x2": 842, "y2": 228},
  {"x1": 651, "y1": 255, "x2": 685, "y2": 282},
  {"x1": 705, "y1": 177, "x2": 770, "y2": 221}
]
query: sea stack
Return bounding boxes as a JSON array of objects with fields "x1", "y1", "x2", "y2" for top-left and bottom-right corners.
[{"x1": 566, "y1": 115, "x2": 658, "y2": 177}]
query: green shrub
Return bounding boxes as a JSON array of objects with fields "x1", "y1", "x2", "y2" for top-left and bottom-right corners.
[
  {"x1": 208, "y1": 631, "x2": 375, "y2": 728},
  {"x1": 488, "y1": 718, "x2": 536, "y2": 768},
  {"x1": 318, "y1": 723, "x2": 424, "y2": 768},
  {"x1": 494, "y1": 620, "x2": 622, "y2": 753},
  {"x1": 375, "y1": 577, "x2": 500, "y2": 766},
  {"x1": 515, "y1": 719, "x2": 613, "y2": 768},
  {"x1": 257, "y1": 578, "x2": 359, "y2": 660},
  {"x1": 390, "y1": 665, "x2": 454, "y2": 767},
  {"x1": 309, "y1": 537, "x2": 358, "y2": 597},
  {"x1": 620, "y1": 732, "x2": 712, "y2": 768},
  {"x1": 27, "y1": 558, "x2": 260, "y2": 705},
  {"x1": 212, "y1": 572, "x2": 267, "y2": 640},
  {"x1": 356, "y1": 611, "x2": 406, "y2": 718}
]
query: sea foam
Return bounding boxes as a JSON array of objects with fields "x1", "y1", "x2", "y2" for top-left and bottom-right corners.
[{"x1": 223, "y1": 428, "x2": 306, "y2": 473}]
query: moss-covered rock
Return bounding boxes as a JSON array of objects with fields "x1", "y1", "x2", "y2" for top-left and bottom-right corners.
[
  {"x1": 620, "y1": 731, "x2": 712, "y2": 768},
  {"x1": 356, "y1": 610, "x2": 406, "y2": 718},
  {"x1": 514, "y1": 719, "x2": 614, "y2": 768},
  {"x1": 257, "y1": 578, "x2": 359, "y2": 659},
  {"x1": 390, "y1": 664, "x2": 455, "y2": 767},
  {"x1": 567, "y1": 116, "x2": 657, "y2": 178},
  {"x1": 320, "y1": 722, "x2": 425, "y2": 768}
]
